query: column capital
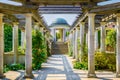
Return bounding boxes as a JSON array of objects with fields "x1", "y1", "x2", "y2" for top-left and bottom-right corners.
[
  {"x1": 75, "y1": 27, "x2": 79, "y2": 30},
  {"x1": 100, "y1": 22, "x2": 106, "y2": 26},
  {"x1": 21, "y1": 29, "x2": 25, "y2": 32},
  {"x1": 95, "y1": 28, "x2": 99, "y2": 31},
  {"x1": 0, "y1": 13, "x2": 4, "y2": 17},
  {"x1": 24, "y1": 13, "x2": 33, "y2": 17},
  {"x1": 116, "y1": 13, "x2": 120, "y2": 17},
  {"x1": 13, "y1": 22, "x2": 19, "y2": 25},
  {"x1": 87, "y1": 13, "x2": 96, "y2": 17},
  {"x1": 80, "y1": 22, "x2": 85, "y2": 25}
]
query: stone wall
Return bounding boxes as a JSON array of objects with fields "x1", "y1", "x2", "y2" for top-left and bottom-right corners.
[{"x1": 4, "y1": 52, "x2": 25, "y2": 65}]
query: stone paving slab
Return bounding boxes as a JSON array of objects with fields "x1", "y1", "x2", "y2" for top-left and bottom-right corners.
[
  {"x1": 1, "y1": 54, "x2": 120, "y2": 80},
  {"x1": 4, "y1": 71, "x2": 21, "y2": 80},
  {"x1": 46, "y1": 74, "x2": 66, "y2": 80}
]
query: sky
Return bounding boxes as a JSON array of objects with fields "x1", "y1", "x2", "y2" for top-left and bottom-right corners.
[{"x1": 0, "y1": 0, "x2": 120, "y2": 26}]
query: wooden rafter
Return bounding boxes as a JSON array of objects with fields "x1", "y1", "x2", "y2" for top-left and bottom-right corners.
[
  {"x1": 11, "y1": 0, "x2": 108, "y2": 4},
  {"x1": 0, "y1": 3, "x2": 31, "y2": 14},
  {"x1": 90, "y1": 2, "x2": 120, "y2": 14},
  {"x1": 0, "y1": 3, "x2": 49, "y2": 30}
]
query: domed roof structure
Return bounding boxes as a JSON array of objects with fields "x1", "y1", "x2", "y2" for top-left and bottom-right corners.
[{"x1": 50, "y1": 18, "x2": 70, "y2": 28}]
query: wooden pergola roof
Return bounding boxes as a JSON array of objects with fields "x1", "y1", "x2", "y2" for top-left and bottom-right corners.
[
  {"x1": 38, "y1": 6, "x2": 82, "y2": 14},
  {"x1": 0, "y1": 0, "x2": 119, "y2": 31},
  {"x1": 11, "y1": 0, "x2": 107, "y2": 5}
]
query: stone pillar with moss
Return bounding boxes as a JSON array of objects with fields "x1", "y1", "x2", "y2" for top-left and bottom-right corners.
[
  {"x1": 0, "y1": 13, "x2": 5, "y2": 78},
  {"x1": 75, "y1": 27, "x2": 79, "y2": 61},
  {"x1": 116, "y1": 13, "x2": 120, "y2": 78},
  {"x1": 87, "y1": 13, "x2": 96, "y2": 78},
  {"x1": 63, "y1": 29, "x2": 66, "y2": 42},
  {"x1": 79, "y1": 22, "x2": 85, "y2": 62},
  {"x1": 95, "y1": 29, "x2": 99, "y2": 50},
  {"x1": 13, "y1": 22, "x2": 19, "y2": 64},
  {"x1": 21, "y1": 29, "x2": 25, "y2": 49},
  {"x1": 86, "y1": 33, "x2": 88, "y2": 44},
  {"x1": 54, "y1": 29, "x2": 56, "y2": 42},
  {"x1": 72, "y1": 30, "x2": 75, "y2": 59},
  {"x1": 24, "y1": 13, "x2": 34, "y2": 78},
  {"x1": 100, "y1": 22, "x2": 106, "y2": 53}
]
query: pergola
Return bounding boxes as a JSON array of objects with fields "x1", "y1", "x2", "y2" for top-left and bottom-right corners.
[{"x1": 0, "y1": 0, "x2": 120, "y2": 78}]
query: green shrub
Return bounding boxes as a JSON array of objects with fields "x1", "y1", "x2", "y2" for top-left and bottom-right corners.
[
  {"x1": 73, "y1": 52, "x2": 116, "y2": 71},
  {"x1": 32, "y1": 30, "x2": 47, "y2": 70},
  {"x1": 9, "y1": 64, "x2": 25, "y2": 71},
  {"x1": 106, "y1": 29, "x2": 116, "y2": 51},
  {"x1": 4, "y1": 24, "x2": 21, "y2": 52},
  {"x1": 95, "y1": 52, "x2": 116, "y2": 71},
  {"x1": 4, "y1": 24, "x2": 13, "y2": 52},
  {"x1": 74, "y1": 61, "x2": 88, "y2": 70},
  {"x1": 4, "y1": 65, "x2": 10, "y2": 73},
  {"x1": 4, "y1": 64, "x2": 25, "y2": 73},
  {"x1": 18, "y1": 46, "x2": 25, "y2": 54}
]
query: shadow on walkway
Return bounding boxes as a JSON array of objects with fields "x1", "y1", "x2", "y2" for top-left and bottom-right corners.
[{"x1": 2, "y1": 54, "x2": 117, "y2": 80}]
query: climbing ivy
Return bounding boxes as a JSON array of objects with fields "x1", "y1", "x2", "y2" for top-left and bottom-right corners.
[
  {"x1": 4, "y1": 24, "x2": 21, "y2": 52},
  {"x1": 32, "y1": 30, "x2": 48, "y2": 70},
  {"x1": 4, "y1": 24, "x2": 13, "y2": 52},
  {"x1": 105, "y1": 29, "x2": 116, "y2": 51}
]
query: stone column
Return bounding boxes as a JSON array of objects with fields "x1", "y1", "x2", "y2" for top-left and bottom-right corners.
[
  {"x1": 75, "y1": 27, "x2": 79, "y2": 61},
  {"x1": 87, "y1": 13, "x2": 96, "y2": 78},
  {"x1": 72, "y1": 30, "x2": 75, "y2": 59},
  {"x1": 100, "y1": 22, "x2": 106, "y2": 53},
  {"x1": 54, "y1": 29, "x2": 56, "y2": 42},
  {"x1": 95, "y1": 30, "x2": 99, "y2": 50},
  {"x1": 24, "y1": 13, "x2": 34, "y2": 78},
  {"x1": 0, "y1": 13, "x2": 5, "y2": 78},
  {"x1": 63, "y1": 29, "x2": 66, "y2": 42},
  {"x1": 86, "y1": 33, "x2": 88, "y2": 44},
  {"x1": 13, "y1": 22, "x2": 19, "y2": 64},
  {"x1": 79, "y1": 22, "x2": 85, "y2": 62},
  {"x1": 116, "y1": 13, "x2": 120, "y2": 78},
  {"x1": 21, "y1": 29, "x2": 25, "y2": 48}
]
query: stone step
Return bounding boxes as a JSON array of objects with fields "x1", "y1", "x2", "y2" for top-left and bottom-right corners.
[
  {"x1": 52, "y1": 45, "x2": 68, "y2": 47},
  {"x1": 51, "y1": 42, "x2": 68, "y2": 54}
]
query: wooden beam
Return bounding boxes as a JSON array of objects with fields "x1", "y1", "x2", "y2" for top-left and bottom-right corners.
[
  {"x1": 4, "y1": 14, "x2": 19, "y2": 22},
  {"x1": 71, "y1": 12, "x2": 88, "y2": 29},
  {"x1": 0, "y1": 3, "x2": 31, "y2": 14},
  {"x1": 31, "y1": 10, "x2": 49, "y2": 31},
  {"x1": 90, "y1": 2, "x2": 120, "y2": 14},
  {"x1": 12, "y1": 0, "x2": 89, "y2": 4},
  {"x1": 12, "y1": 0, "x2": 107, "y2": 3}
]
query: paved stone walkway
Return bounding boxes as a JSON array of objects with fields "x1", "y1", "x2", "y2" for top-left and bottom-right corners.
[{"x1": 3, "y1": 54, "x2": 120, "y2": 80}]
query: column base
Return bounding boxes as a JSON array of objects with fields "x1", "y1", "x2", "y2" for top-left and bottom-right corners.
[
  {"x1": 0, "y1": 74, "x2": 5, "y2": 79},
  {"x1": 87, "y1": 73, "x2": 97, "y2": 78},
  {"x1": 116, "y1": 73, "x2": 120, "y2": 78},
  {"x1": 23, "y1": 73, "x2": 34, "y2": 79}
]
